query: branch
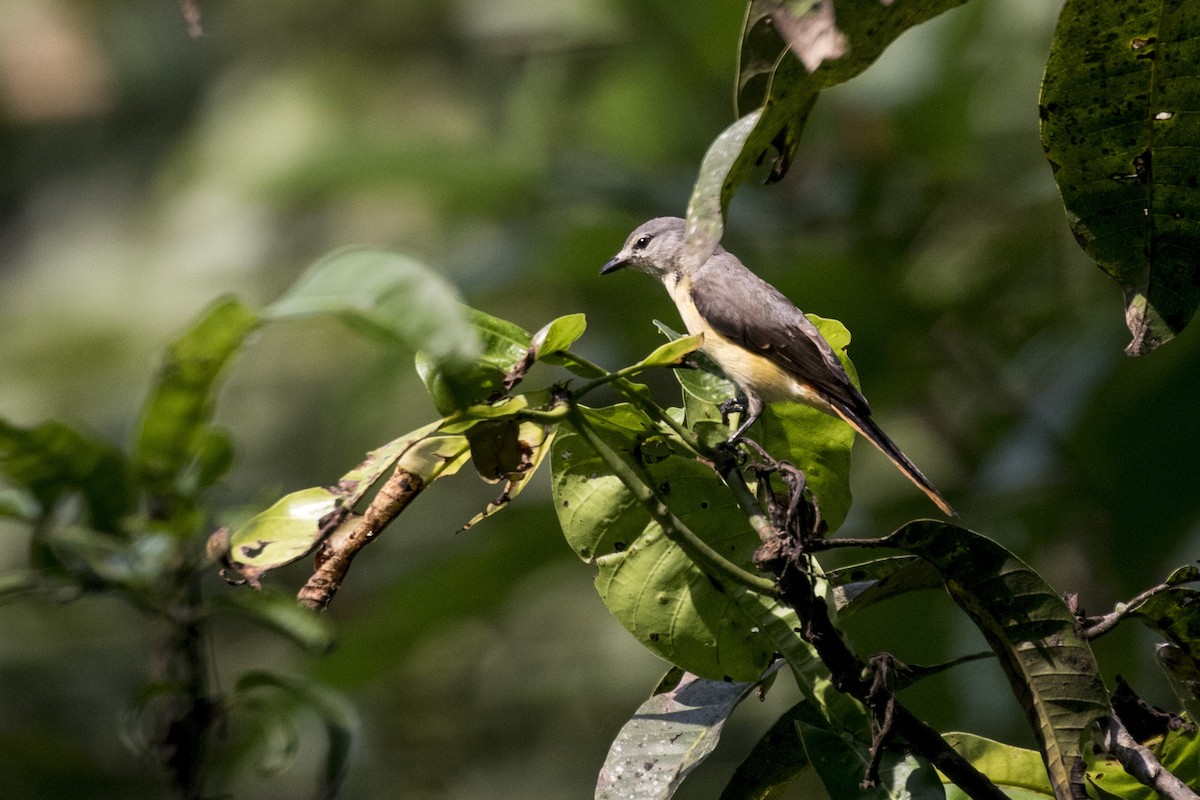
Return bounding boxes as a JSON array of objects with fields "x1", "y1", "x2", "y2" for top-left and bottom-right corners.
[
  {"x1": 297, "y1": 466, "x2": 425, "y2": 610},
  {"x1": 1096, "y1": 715, "x2": 1200, "y2": 800},
  {"x1": 753, "y1": 492, "x2": 1006, "y2": 800},
  {"x1": 1081, "y1": 579, "x2": 1186, "y2": 639}
]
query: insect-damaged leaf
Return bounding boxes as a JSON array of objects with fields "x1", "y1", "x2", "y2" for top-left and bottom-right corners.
[
  {"x1": 223, "y1": 423, "x2": 471, "y2": 580},
  {"x1": 597, "y1": 668, "x2": 773, "y2": 800},
  {"x1": 1041, "y1": 1, "x2": 1200, "y2": 354}
]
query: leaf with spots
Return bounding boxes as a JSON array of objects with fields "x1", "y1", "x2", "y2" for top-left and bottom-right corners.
[
  {"x1": 551, "y1": 404, "x2": 773, "y2": 681},
  {"x1": 1040, "y1": 1, "x2": 1200, "y2": 353},
  {"x1": 597, "y1": 667, "x2": 776, "y2": 800},
  {"x1": 223, "y1": 423, "x2": 470, "y2": 582},
  {"x1": 882, "y1": 521, "x2": 1109, "y2": 800}
]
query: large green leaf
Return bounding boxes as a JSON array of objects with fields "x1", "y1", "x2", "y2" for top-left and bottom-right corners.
[
  {"x1": 657, "y1": 315, "x2": 856, "y2": 530},
  {"x1": 597, "y1": 668, "x2": 773, "y2": 800},
  {"x1": 1040, "y1": 2, "x2": 1200, "y2": 354},
  {"x1": 883, "y1": 522, "x2": 1109, "y2": 800},
  {"x1": 268, "y1": 247, "x2": 479, "y2": 357},
  {"x1": 688, "y1": 0, "x2": 967, "y2": 256},
  {"x1": 134, "y1": 297, "x2": 259, "y2": 504},
  {"x1": 755, "y1": 315, "x2": 857, "y2": 531},
  {"x1": 551, "y1": 404, "x2": 773, "y2": 681},
  {"x1": 268, "y1": 247, "x2": 488, "y2": 410},
  {"x1": 0, "y1": 419, "x2": 132, "y2": 534}
]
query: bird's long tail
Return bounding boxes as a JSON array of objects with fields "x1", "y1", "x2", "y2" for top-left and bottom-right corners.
[{"x1": 831, "y1": 406, "x2": 955, "y2": 517}]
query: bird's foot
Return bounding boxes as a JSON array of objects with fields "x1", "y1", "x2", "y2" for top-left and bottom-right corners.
[{"x1": 718, "y1": 396, "x2": 747, "y2": 429}]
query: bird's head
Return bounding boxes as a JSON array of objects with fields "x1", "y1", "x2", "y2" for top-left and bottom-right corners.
[{"x1": 600, "y1": 216, "x2": 689, "y2": 279}]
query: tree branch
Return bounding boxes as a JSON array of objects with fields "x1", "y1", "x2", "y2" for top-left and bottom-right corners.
[
  {"x1": 297, "y1": 466, "x2": 425, "y2": 610},
  {"x1": 1096, "y1": 715, "x2": 1200, "y2": 800}
]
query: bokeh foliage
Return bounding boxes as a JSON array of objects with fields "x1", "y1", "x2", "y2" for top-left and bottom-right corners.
[{"x1": 2, "y1": 0, "x2": 1200, "y2": 798}]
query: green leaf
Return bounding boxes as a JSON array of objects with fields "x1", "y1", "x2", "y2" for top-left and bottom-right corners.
[
  {"x1": 657, "y1": 314, "x2": 856, "y2": 530},
  {"x1": 1084, "y1": 725, "x2": 1200, "y2": 800},
  {"x1": 883, "y1": 522, "x2": 1109, "y2": 800},
  {"x1": 720, "y1": 700, "x2": 822, "y2": 800},
  {"x1": 268, "y1": 247, "x2": 479, "y2": 358},
  {"x1": 0, "y1": 419, "x2": 133, "y2": 534},
  {"x1": 686, "y1": 110, "x2": 764, "y2": 259},
  {"x1": 234, "y1": 671, "x2": 357, "y2": 798},
  {"x1": 551, "y1": 404, "x2": 773, "y2": 681},
  {"x1": 654, "y1": 320, "x2": 736, "y2": 408},
  {"x1": 692, "y1": 0, "x2": 966, "y2": 241},
  {"x1": 336, "y1": 420, "x2": 443, "y2": 503},
  {"x1": 1040, "y1": 2, "x2": 1200, "y2": 354},
  {"x1": 530, "y1": 313, "x2": 587, "y2": 358},
  {"x1": 224, "y1": 423, "x2": 472, "y2": 579},
  {"x1": 216, "y1": 589, "x2": 335, "y2": 654},
  {"x1": 940, "y1": 733, "x2": 1054, "y2": 800},
  {"x1": 799, "y1": 717, "x2": 946, "y2": 800},
  {"x1": 134, "y1": 296, "x2": 259, "y2": 504},
  {"x1": 637, "y1": 333, "x2": 704, "y2": 369},
  {"x1": 226, "y1": 487, "x2": 342, "y2": 577},
  {"x1": 597, "y1": 667, "x2": 773, "y2": 799},
  {"x1": 415, "y1": 308, "x2": 532, "y2": 413}
]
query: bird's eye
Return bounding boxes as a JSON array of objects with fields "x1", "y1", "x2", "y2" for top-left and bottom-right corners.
[{"x1": 633, "y1": 235, "x2": 653, "y2": 251}]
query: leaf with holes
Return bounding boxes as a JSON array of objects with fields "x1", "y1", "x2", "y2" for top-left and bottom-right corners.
[
  {"x1": 1040, "y1": 1, "x2": 1200, "y2": 354},
  {"x1": 598, "y1": 668, "x2": 774, "y2": 800}
]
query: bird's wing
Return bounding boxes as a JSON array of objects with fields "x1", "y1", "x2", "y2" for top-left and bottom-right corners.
[{"x1": 690, "y1": 261, "x2": 869, "y2": 413}]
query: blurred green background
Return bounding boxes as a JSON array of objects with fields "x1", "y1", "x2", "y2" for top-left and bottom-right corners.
[{"x1": 1, "y1": 0, "x2": 1197, "y2": 797}]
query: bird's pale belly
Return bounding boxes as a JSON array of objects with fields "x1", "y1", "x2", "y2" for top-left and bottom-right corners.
[{"x1": 665, "y1": 273, "x2": 831, "y2": 412}]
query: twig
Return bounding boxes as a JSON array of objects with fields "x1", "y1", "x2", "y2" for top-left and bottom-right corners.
[
  {"x1": 1096, "y1": 715, "x2": 1200, "y2": 800},
  {"x1": 297, "y1": 466, "x2": 425, "y2": 610},
  {"x1": 1082, "y1": 580, "x2": 1187, "y2": 639}
]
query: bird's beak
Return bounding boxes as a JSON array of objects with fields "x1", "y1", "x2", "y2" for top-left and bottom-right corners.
[{"x1": 600, "y1": 255, "x2": 627, "y2": 275}]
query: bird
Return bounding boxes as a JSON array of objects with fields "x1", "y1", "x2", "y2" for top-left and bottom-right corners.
[{"x1": 601, "y1": 216, "x2": 954, "y2": 517}]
